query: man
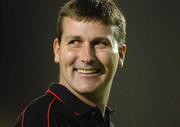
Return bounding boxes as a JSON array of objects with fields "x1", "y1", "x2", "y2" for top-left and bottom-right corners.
[{"x1": 14, "y1": 0, "x2": 126, "y2": 127}]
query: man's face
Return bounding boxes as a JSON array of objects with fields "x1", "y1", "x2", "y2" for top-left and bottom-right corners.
[{"x1": 53, "y1": 17, "x2": 126, "y2": 97}]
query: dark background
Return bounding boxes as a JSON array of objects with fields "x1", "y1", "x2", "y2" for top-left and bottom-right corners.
[{"x1": 1, "y1": 0, "x2": 180, "y2": 127}]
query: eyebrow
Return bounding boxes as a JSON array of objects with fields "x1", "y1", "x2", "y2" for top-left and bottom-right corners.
[
  {"x1": 64, "y1": 36, "x2": 82, "y2": 41},
  {"x1": 92, "y1": 37, "x2": 111, "y2": 44},
  {"x1": 64, "y1": 36, "x2": 111, "y2": 44}
]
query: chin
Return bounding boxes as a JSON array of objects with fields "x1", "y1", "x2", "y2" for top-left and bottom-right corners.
[{"x1": 75, "y1": 83, "x2": 102, "y2": 94}]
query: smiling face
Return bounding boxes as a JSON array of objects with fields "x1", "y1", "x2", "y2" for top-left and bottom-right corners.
[{"x1": 53, "y1": 17, "x2": 126, "y2": 99}]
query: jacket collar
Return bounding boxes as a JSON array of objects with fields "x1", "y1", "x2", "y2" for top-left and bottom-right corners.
[{"x1": 47, "y1": 83, "x2": 114, "y2": 116}]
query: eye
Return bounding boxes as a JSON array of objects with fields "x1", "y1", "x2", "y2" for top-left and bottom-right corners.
[
  {"x1": 68, "y1": 40, "x2": 81, "y2": 47},
  {"x1": 94, "y1": 41, "x2": 109, "y2": 49}
]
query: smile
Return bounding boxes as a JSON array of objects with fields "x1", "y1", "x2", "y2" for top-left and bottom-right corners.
[{"x1": 75, "y1": 68, "x2": 100, "y2": 74}]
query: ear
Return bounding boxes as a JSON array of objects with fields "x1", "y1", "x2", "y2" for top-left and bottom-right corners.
[
  {"x1": 53, "y1": 38, "x2": 60, "y2": 63},
  {"x1": 118, "y1": 44, "x2": 127, "y2": 68}
]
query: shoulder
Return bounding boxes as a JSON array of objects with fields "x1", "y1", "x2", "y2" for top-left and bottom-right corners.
[
  {"x1": 26, "y1": 94, "x2": 55, "y2": 111},
  {"x1": 14, "y1": 94, "x2": 64, "y2": 127}
]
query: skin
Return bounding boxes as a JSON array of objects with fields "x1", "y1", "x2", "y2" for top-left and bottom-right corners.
[{"x1": 53, "y1": 17, "x2": 126, "y2": 115}]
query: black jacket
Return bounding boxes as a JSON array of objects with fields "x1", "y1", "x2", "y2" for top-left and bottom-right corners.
[{"x1": 14, "y1": 83, "x2": 115, "y2": 127}]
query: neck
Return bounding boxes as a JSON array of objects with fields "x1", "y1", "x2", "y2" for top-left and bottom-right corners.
[
  {"x1": 60, "y1": 82, "x2": 112, "y2": 116},
  {"x1": 83, "y1": 85, "x2": 112, "y2": 116}
]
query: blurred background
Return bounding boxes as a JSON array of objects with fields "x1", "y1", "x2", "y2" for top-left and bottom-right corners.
[{"x1": 1, "y1": 0, "x2": 180, "y2": 127}]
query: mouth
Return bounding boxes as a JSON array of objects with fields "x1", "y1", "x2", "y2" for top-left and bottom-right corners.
[{"x1": 74, "y1": 68, "x2": 101, "y2": 74}]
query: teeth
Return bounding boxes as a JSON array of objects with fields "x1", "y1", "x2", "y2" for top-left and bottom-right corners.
[{"x1": 76, "y1": 69, "x2": 98, "y2": 74}]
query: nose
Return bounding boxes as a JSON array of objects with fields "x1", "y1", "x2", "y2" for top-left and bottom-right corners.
[{"x1": 79, "y1": 43, "x2": 95, "y2": 64}]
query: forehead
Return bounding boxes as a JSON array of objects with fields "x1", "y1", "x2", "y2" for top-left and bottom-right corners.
[{"x1": 61, "y1": 17, "x2": 113, "y2": 37}]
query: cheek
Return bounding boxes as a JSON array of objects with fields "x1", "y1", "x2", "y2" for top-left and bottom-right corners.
[
  {"x1": 96, "y1": 50, "x2": 119, "y2": 72},
  {"x1": 60, "y1": 49, "x2": 77, "y2": 66},
  {"x1": 96, "y1": 52, "x2": 110, "y2": 66}
]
